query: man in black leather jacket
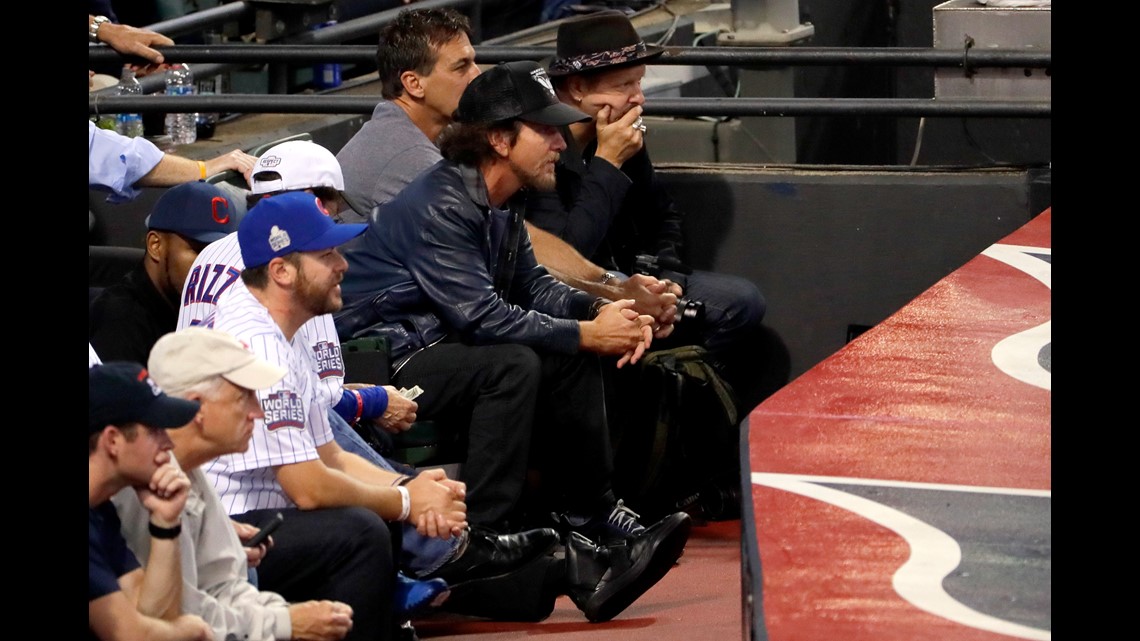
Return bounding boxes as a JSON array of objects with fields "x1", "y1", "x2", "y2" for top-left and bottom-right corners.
[{"x1": 335, "y1": 62, "x2": 692, "y2": 598}]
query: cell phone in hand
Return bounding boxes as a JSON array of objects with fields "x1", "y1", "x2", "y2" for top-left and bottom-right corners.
[{"x1": 243, "y1": 512, "x2": 284, "y2": 547}]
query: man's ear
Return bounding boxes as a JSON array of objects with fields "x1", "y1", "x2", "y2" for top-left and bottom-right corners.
[
  {"x1": 145, "y1": 230, "x2": 164, "y2": 262},
  {"x1": 267, "y1": 256, "x2": 296, "y2": 287},
  {"x1": 400, "y1": 70, "x2": 425, "y2": 99},
  {"x1": 565, "y1": 75, "x2": 588, "y2": 104},
  {"x1": 488, "y1": 129, "x2": 512, "y2": 158}
]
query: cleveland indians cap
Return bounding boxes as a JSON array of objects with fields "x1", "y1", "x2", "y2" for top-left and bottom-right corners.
[
  {"x1": 89, "y1": 362, "x2": 201, "y2": 435},
  {"x1": 250, "y1": 140, "x2": 345, "y2": 195},
  {"x1": 148, "y1": 328, "x2": 287, "y2": 395},
  {"x1": 238, "y1": 191, "x2": 366, "y2": 268},
  {"x1": 145, "y1": 181, "x2": 238, "y2": 244},
  {"x1": 453, "y1": 60, "x2": 591, "y2": 126}
]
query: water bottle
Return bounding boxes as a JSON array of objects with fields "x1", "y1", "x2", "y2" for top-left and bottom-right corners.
[
  {"x1": 164, "y1": 63, "x2": 198, "y2": 145},
  {"x1": 312, "y1": 21, "x2": 342, "y2": 89},
  {"x1": 114, "y1": 67, "x2": 145, "y2": 138}
]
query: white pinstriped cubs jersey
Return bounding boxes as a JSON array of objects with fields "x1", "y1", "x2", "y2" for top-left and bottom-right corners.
[
  {"x1": 177, "y1": 232, "x2": 347, "y2": 408},
  {"x1": 203, "y1": 283, "x2": 336, "y2": 515}
]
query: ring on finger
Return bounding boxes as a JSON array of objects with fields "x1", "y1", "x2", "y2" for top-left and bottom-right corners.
[{"x1": 632, "y1": 116, "x2": 647, "y2": 133}]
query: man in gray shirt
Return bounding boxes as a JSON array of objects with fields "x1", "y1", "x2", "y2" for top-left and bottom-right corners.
[
  {"x1": 335, "y1": 7, "x2": 679, "y2": 337},
  {"x1": 336, "y1": 7, "x2": 479, "y2": 221}
]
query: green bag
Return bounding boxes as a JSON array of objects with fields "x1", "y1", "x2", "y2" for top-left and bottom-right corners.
[{"x1": 611, "y1": 345, "x2": 740, "y2": 520}]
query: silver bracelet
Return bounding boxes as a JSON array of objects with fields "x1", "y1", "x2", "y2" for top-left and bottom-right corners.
[{"x1": 90, "y1": 15, "x2": 110, "y2": 43}]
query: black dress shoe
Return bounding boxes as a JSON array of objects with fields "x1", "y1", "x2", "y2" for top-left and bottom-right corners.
[
  {"x1": 439, "y1": 553, "x2": 561, "y2": 622},
  {"x1": 422, "y1": 526, "x2": 560, "y2": 586},
  {"x1": 566, "y1": 511, "x2": 692, "y2": 622}
]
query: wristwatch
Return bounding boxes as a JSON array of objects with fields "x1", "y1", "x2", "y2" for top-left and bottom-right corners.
[
  {"x1": 599, "y1": 272, "x2": 621, "y2": 286},
  {"x1": 90, "y1": 15, "x2": 110, "y2": 43}
]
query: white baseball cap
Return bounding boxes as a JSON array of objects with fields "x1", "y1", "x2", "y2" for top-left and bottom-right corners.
[
  {"x1": 250, "y1": 140, "x2": 345, "y2": 195},
  {"x1": 148, "y1": 328, "x2": 287, "y2": 395}
]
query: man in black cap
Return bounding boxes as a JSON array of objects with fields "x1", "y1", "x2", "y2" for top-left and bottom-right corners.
[
  {"x1": 90, "y1": 181, "x2": 240, "y2": 364},
  {"x1": 523, "y1": 9, "x2": 781, "y2": 425},
  {"x1": 89, "y1": 361, "x2": 213, "y2": 641},
  {"x1": 336, "y1": 60, "x2": 692, "y2": 623}
]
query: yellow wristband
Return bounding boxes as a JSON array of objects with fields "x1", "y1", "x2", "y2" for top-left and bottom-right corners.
[{"x1": 198, "y1": 161, "x2": 207, "y2": 180}]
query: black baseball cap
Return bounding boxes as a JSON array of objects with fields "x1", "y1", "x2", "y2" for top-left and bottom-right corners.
[
  {"x1": 89, "y1": 362, "x2": 200, "y2": 435},
  {"x1": 454, "y1": 60, "x2": 591, "y2": 127}
]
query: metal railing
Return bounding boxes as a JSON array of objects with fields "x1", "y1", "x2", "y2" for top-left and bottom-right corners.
[
  {"x1": 87, "y1": 43, "x2": 1052, "y2": 69},
  {"x1": 89, "y1": 42, "x2": 1050, "y2": 119},
  {"x1": 89, "y1": 92, "x2": 1049, "y2": 118}
]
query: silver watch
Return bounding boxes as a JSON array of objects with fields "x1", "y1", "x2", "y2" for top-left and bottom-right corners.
[{"x1": 90, "y1": 15, "x2": 110, "y2": 43}]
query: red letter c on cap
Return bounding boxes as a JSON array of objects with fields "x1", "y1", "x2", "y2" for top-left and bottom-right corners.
[{"x1": 211, "y1": 196, "x2": 231, "y2": 224}]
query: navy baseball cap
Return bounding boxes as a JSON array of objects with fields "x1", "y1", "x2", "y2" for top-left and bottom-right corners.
[
  {"x1": 454, "y1": 60, "x2": 591, "y2": 127},
  {"x1": 89, "y1": 362, "x2": 200, "y2": 435},
  {"x1": 238, "y1": 191, "x2": 366, "y2": 268},
  {"x1": 145, "y1": 181, "x2": 238, "y2": 243}
]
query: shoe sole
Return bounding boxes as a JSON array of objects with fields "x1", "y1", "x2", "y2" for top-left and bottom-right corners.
[{"x1": 584, "y1": 512, "x2": 693, "y2": 623}]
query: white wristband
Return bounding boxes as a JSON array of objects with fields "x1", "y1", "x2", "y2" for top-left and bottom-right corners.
[{"x1": 396, "y1": 486, "x2": 411, "y2": 521}]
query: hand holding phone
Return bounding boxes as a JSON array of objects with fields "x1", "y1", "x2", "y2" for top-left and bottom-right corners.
[{"x1": 243, "y1": 512, "x2": 284, "y2": 548}]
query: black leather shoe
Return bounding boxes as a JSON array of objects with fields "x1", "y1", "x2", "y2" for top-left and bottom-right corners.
[
  {"x1": 423, "y1": 526, "x2": 560, "y2": 586},
  {"x1": 566, "y1": 511, "x2": 692, "y2": 623},
  {"x1": 439, "y1": 553, "x2": 561, "y2": 622}
]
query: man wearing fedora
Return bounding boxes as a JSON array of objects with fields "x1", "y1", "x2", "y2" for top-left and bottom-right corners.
[
  {"x1": 336, "y1": 60, "x2": 693, "y2": 621},
  {"x1": 522, "y1": 9, "x2": 778, "y2": 419}
]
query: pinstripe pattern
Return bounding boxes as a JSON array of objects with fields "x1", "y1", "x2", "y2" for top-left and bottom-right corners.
[
  {"x1": 177, "y1": 233, "x2": 245, "y2": 331},
  {"x1": 177, "y1": 233, "x2": 347, "y2": 408},
  {"x1": 203, "y1": 284, "x2": 336, "y2": 515}
]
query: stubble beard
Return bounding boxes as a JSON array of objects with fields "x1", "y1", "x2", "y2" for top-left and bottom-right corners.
[
  {"x1": 510, "y1": 155, "x2": 558, "y2": 192},
  {"x1": 296, "y1": 266, "x2": 342, "y2": 316}
]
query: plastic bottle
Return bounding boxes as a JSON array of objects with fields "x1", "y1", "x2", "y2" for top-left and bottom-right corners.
[
  {"x1": 164, "y1": 63, "x2": 198, "y2": 145},
  {"x1": 114, "y1": 67, "x2": 145, "y2": 138},
  {"x1": 312, "y1": 21, "x2": 342, "y2": 89}
]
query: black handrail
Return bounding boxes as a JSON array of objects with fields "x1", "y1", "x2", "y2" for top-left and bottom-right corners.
[
  {"x1": 88, "y1": 94, "x2": 1050, "y2": 118},
  {"x1": 88, "y1": 43, "x2": 1051, "y2": 69}
]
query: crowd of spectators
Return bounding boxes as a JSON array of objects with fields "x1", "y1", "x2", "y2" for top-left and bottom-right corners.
[{"x1": 89, "y1": 6, "x2": 776, "y2": 641}]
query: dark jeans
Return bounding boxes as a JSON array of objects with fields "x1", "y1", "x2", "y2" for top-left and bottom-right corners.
[
  {"x1": 392, "y1": 342, "x2": 613, "y2": 530},
  {"x1": 654, "y1": 268, "x2": 783, "y2": 414},
  {"x1": 233, "y1": 506, "x2": 396, "y2": 641},
  {"x1": 328, "y1": 408, "x2": 461, "y2": 577}
]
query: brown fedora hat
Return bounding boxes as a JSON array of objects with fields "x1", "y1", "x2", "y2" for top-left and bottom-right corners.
[{"x1": 547, "y1": 10, "x2": 666, "y2": 78}]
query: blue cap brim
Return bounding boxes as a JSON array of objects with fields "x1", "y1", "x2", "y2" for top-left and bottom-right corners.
[{"x1": 299, "y1": 223, "x2": 367, "y2": 253}]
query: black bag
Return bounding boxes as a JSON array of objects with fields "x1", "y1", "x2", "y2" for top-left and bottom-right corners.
[{"x1": 610, "y1": 345, "x2": 741, "y2": 522}]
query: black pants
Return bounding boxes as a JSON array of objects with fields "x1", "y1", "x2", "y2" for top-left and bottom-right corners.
[
  {"x1": 393, "y1": 342, "x2": 613, "y2": 530},
  {"x1": 234, "y1": 506, "x2": 396, "y2": 641}
]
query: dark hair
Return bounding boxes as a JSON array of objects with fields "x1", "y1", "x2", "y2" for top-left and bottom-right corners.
[
  {"x1": 376, "y1": 8, "x2": 473, "y2": 100},
  {"x1": 438, "y1": 120, "x2": 521, "y2": 167},
  {"x1": 89, "y1": 423, "x2": 140, "y2": 454},
  {"x1": 241, "y1": 253, "x2": 301, "y2": 289},
  {"x1": 248, "y1": 187, "x2": 342, "y2": 218}
]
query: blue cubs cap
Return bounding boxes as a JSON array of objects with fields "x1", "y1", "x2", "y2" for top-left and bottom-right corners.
[
  {"x1": 238, "y1": 191, "x2": 367, "y2": 268},
  {"x1": 89, "y1": 361, "x2": 200, "y2": 435},
  {"x1": 145, "y1": 181, "x2": 238, "y2": 243}
]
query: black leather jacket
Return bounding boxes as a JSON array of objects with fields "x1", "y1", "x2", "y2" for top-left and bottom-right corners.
[{"x1": 334, "y1": 160, "x2": 597, "y2": 365}]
